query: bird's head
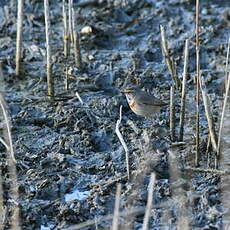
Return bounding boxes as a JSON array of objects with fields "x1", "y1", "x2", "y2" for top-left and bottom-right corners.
[{"x1": 121, "y1": 86, "x2": 140, "y2": 103}]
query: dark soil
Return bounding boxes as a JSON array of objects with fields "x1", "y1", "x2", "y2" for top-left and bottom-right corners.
[{"x1": 0, "y1": 0, "x2": 230, "y2": 229}]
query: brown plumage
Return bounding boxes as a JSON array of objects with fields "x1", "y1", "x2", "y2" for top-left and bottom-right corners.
[{"x1": 122, "y1": 86, "x2": 167, "y2": 117}]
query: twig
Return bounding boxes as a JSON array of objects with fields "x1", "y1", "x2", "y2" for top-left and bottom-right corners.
[
  {"x1": 195, "y1": 0, "x2": 200, "y2": 167},
  {"x1": 72, "y1": 9, "x2": 82, "y2": 70},
  {"x1": 75, "y1": 91, "x2": 83, "y2": 105},
  {"x1": 15, "y1": 0, "x2": 24, "y2": 76},
  {"x1": 200, "y1": 76, "x2": 217, "y2": 153},
  {"x1": 115, "y1": 106, "x2": 130, "y2": 179},
  {"x1": 170, "y1": 86, "x2": 176, "y2": 142},
  {"x1": 217, "y1": 71, "x2": 230, "y2": 158},
  {"x1": 0, "y1": 137, "x2": 9, "y2": 150},
  {"x1": 225, "y1": 38, "x2": 230, "y2": 89},
  {"x1": 111, "y1": 184, "x2": 121, "y2": 230},
  {"x1": 44, "y1": 0, "x2": 54, "y2": 96},
  {"x1": 141, "y1": 173, "x2": 156, "y2": 230},
  {"x1": 179, "y1": 39, "x2": 189, "y2": 141},
  {"x1": 160, "y1": 25, "x2": 180, "y2": 89}
]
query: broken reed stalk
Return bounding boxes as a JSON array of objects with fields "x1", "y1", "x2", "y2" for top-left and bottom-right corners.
[
  {"x1": 73, "y1": 31, "x2": 82, "y2": 70},
  {"x1": 68, "y1": 0, "x2": 73, "y2": 43},
  {"x1": 44, "y1": 0, "x2": 54, "y2": 96},
  {"x1": 111, "y1": 183, "x2": 121, "y2": 230},
  {"x1": 200, "y1": 76, "x2": 218, "y2": 152},
  {"x1": 217, "y1": 71, "x2": 230, "y2": 158},
  {"x1": 160, "y1": 25, "x2": 180, "y2": 89},
  {"x1": 225, "y1": 38, "x2": 230, "y2": 89},
  {"x1": 72, "y1": 8, "x2": 82, "y2": 70},
  {"x1": 141, "y1": 173, "x2": 156, "y2": 230},
  {"x1": 0, "y1": 64, "x2": 16, "y2": 163},
  {"x1": 195, "y1": 0, "x2": 200, "y2": 166},
  {"x1": 170, "y1": 86, "x2": 176, "y2": 142},
  {"x1": 63, "y1": 0, "x2": 69, "y2": 57},
  {"x1": 15, "y1": 0, "x2": 24, "y2": 76},
  {"x1": 115, "y1": 106, "x2": 130, "y2": 179},
  {"x1": 179, "y1": 39, "x2": 189, "y2": 141},
  {"x1": 0, "y1": 65, "x2": 20, "y2": 229}
]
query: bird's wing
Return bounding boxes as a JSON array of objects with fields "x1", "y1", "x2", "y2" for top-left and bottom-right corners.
[{"x1": 136, "y1": 91, "x2": 167, "y2": 106}]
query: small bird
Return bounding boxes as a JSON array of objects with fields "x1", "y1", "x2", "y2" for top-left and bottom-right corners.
[{"x1": 122, "y1": 86, "x2": 167, "y2": 117}]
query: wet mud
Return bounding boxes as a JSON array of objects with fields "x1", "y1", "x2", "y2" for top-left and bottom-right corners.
[{"x1": 0, "y1": 0, "x2": 230, "y2": 229}]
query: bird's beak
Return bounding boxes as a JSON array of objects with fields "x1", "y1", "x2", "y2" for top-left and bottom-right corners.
[
  {"x1": 120, "y1": 89, "x2": 132, "y2": 94},
  {"x1": 120, "y1": 89, "x2": 127, "y2": 93}
]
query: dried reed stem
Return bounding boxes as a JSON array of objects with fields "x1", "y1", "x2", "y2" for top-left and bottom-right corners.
[
  {"x1": 195, "y1": 0, "x2": 200, "y2": 166},
  {"x1": 111, "y1": 183, "x2": 121, "y2": 230},
  {"x1": 44, "y1": 0, "x2": 54, "y2": 96},
  {"x1": 115, "y1": 106, "x2": 130, "y2": 179},
  {"x1": 0, "y1": 65, "x2": 20, "y2": 229},
  {"x1": 68, "y1": 0, "x2": 73, "y2": 43},
  {"x1": 170, "y1": 86, "x2": 176, "y2": 142},
  {"x1": 179, "y1": 39, "x2": 189, "y2": 141},
  {"x1": 160, "y1": 25, "x2": 180, "y2": 89},
  {"x1": 72, "y1": 9, "x2": 82, "y2": 69},
  {"x1": 225, "y1": 38, "x2": 230, "y2": 89},
  {"x1": 0, "y1": 65, "x2": 16, "y2": 163},
  {"x1": 217, "y1": 71, "x2": 230, "y2": 157},
  {"x1": 63, "y1": 0, "x2": 69, "y2": 57},
  {"x1": 15, "y1": 0, "x2": 24, "y2": 76},
  {"x1": 74, "y1": 31, "x2": 82, "y2": 69},
  {"x1": 200, "y1": 76, "x2": 217, "y2": 153},
  {"x1": 141, "y1": 173, "x2": 156, "y2": 230}
]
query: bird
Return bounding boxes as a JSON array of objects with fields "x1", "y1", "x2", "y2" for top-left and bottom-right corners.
[{"x1": 121, "y1": 86, "x2": 167, "y2": 117}]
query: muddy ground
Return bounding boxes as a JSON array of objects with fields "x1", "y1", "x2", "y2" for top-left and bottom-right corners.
[{"x1": 0, "y1": 0, "x2": 230, "y2": 229}]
